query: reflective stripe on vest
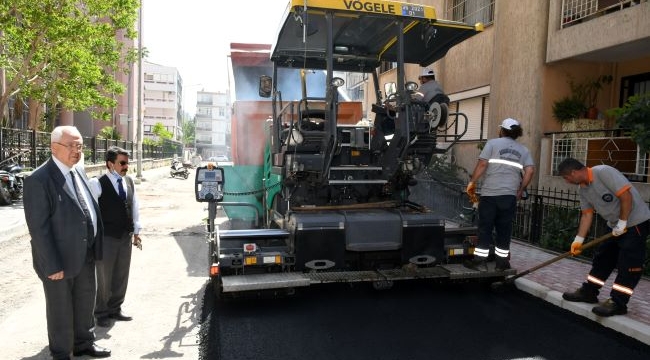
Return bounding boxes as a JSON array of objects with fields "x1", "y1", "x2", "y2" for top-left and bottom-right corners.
[{"x1": 488, "y1": 158, "x2": 524, "y2": 169}]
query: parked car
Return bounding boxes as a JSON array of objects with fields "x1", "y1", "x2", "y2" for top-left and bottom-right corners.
[{"x1": 209, "y1": 155, "x2": 229, "y2": 162}]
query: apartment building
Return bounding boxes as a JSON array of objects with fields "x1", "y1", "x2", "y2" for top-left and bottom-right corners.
[
  {"x1": 371, "y1": 0, "x2": 650, "y2": 195},
  {"x1": 142, "y1": 61, "x2": 183, "y2": 141},
  {"x1": 195, "y1": 91, "x2": 231, "y2": 159}
]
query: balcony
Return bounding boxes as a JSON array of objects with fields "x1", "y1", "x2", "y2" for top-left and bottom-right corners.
[
  {"x1": 541, "y1": 127, "x2": 650, "y2": 198},
  {"x1": 547, "y1": 0, "x2": 650, "y2": 62},
  {"x1": 561, "y1": 0, "x2": 645, "y2": 28}
]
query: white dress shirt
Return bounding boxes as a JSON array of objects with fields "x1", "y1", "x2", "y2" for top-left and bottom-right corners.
[{"x1": 89, "y1": 172, "x2": 141, "y2": 235}]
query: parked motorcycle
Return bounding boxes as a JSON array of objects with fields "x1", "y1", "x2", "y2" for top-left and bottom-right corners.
[
  {"x1": 170, "y1": 159, "x2": 189, "y2": 179},
  {"x1": 0, "y1": 154, "x2": 26, "y2": 206}
]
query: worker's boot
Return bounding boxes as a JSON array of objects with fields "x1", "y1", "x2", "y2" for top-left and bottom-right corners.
[
  {"x1": 562, "y1": 284, "x2": 599, "y2": 304},
  {"x1": 463, "y1": 256, "x2": 488, "y2": 272},
  {"x1": 592, "y1": 298, "x2": 627, "y2": 317},
  {"x1": 495, "y1": 257, "x2": 511, "y2": 271}
]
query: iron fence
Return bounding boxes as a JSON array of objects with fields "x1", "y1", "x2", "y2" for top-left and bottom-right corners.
[
  {"x1": 0, "y1": 127, "x2": 183, "y2": 170},
  {"x1": 411, "y1": 179, "x2": 610, "y2": 248}
]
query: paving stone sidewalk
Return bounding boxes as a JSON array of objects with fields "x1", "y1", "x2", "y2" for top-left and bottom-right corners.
[{"x1": 510, "y1": 240, "x2": 650, "y2": 345}]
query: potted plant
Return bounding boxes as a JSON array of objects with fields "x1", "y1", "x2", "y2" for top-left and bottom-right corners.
[
  {"x1": 552, "y1": 96, "x2": 586, "y2": 125},
  {"x1": 569, "y1": 74, "x2": 613, "y2": 119}
]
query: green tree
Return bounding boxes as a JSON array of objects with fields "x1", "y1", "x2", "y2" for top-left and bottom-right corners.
[
  {"x1": 608, "y1": 93, "x2": 650, "y2": 153},
  {"x1": 0, "y1": 0, "x2": 141, "y2": 128},
  {"x1": 151, "y1": 122, "x2": 172, "y2": 144},
  {"x1": 181, "y1": 118, "x2": 195, "y2": 147},
  {"x1": 97, "y1": 125, "x2": 121, "y2": 140}
]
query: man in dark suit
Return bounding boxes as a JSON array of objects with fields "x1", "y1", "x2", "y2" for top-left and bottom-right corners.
[
  {"x1": 23, "y1": 126, "x2": 111, "y2": 359},
  {"x1": 90, "y1": 146, "x2": 141, "y2": 327}
]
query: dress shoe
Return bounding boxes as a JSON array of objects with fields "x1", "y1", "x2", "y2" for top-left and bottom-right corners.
[
  {"x1": 96, "y1": 316, "x2": 111, "y2": 327},
  {"x1": 73, "y1": 344, "x2": 111, "y2": 358},
  {"x1": 592, "y1": 298, "x2": 628, "y2": 317},
  {"x1": 109, "y1": 311, "x2": 132, "y2": 321}
]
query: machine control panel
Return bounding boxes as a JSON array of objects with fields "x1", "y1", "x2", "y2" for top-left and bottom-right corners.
[{"x1": 194, "y1": 166, "x2": 225, "y2": 202}]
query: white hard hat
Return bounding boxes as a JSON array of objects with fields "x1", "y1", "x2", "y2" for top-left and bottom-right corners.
[{"x1": 419, "y1": 68, "x2": 435, "y2": 78}]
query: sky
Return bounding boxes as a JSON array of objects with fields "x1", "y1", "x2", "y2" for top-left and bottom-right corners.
[{"x1": 142, "y1": 0, "x2": 288, "y2": 115}]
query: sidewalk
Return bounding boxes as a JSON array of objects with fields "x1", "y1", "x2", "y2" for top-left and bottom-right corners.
[{"x1": 510, "y1": 240, "x2": 650, "y2": 345}]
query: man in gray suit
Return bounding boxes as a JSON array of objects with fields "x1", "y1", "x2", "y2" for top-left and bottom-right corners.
[{"x1": 23, "y1": 126, "x2": 111, "y2": 359}]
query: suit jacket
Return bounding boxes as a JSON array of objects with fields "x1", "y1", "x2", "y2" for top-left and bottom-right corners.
[{"x1": 24, "y1": 158, "x2": 104, "y2": 281}]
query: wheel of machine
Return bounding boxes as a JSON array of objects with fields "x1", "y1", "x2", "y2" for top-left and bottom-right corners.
[
  {"x1": 0, "y1": 183, "x2": 12, "y2": 205},
  {"x1": 183, "y1": 172, "x2": 189, "y2": 179}
]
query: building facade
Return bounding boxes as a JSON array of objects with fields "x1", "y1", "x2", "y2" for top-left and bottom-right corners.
[
  {"x1": 368, "y1": 0, "x2": 650, "y2": 195},
  {"x1": 142, "y1": 61, "x2": 183, "y2": 141},
  {"x1": 195, "y1": 91, "x2": 231, "y2": 159}
]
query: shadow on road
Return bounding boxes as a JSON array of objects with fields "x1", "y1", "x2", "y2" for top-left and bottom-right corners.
[
  {"x1": 142, "y1": 283, "x2": 206, "y2": 359},
  {"x1": 171, "y1": 223, "x2": 209, "y2": 277},
  {"x1": 19, "y1": 346, "x2": 49, "y2": 360}
]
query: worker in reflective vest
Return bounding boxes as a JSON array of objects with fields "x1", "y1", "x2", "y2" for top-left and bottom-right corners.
[
  {"x1": 464, "y1": 118, "x2": 535, "y2": 272},
  {"x1": 558, "y1": 157, "x2": 650, "y2": 317}
]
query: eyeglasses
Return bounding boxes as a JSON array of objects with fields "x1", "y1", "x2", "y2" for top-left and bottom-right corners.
[
  {"x1": 118, "y1": 161, "x2": 129, "y2": 166},
  {"x1": 54, "y1": 142, "x2": 84, "y2": 151}
]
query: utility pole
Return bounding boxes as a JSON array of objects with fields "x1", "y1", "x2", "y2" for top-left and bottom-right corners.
[{"x1": 136, "y1": 0, "x2": 144, "y2": 181}]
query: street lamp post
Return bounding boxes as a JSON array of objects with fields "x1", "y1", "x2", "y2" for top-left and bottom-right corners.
[{"x1": 136, "y1": 0, "x2": 143, "y2": 181}]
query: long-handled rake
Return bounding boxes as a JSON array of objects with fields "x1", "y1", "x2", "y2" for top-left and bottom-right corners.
[{"x1": 490, "y1": 232, "x2": 614, "y2": 292}]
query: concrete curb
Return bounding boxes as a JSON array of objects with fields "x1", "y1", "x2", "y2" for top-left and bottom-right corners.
[{"x1": 515, "y1": 277, "x2": 650, "y2": 345}]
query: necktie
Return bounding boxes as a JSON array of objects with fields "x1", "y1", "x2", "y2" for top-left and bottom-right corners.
[
  {"x1": 70, "y1": 170, "x2": 95, "y2": 247},
  {"x1": 117, "y1": 178, "x2": 126, "y2": 201}
]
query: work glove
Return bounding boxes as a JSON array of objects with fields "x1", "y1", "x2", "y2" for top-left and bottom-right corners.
[
  {"x1": 466, "y1": 181, "x2": 478, "y2": 204},
  {"x1": 570, "y1": 235, "x2": 584, "y2": 256},
  {"x1": 611, "y1": 219, "x2": 627, "y2": 237}
]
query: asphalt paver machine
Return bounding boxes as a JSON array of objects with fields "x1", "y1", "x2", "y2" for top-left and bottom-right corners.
[{"x1": 197, "y1": 0, "x2": 514, "y2": 299}]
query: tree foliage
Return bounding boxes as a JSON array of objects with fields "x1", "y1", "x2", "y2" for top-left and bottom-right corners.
[
  {"x1": 608, "y1": 93, "x2": 650, "y2": 153},
  {"x1": 151, "y1": 122, "x2": 172, "y2": 144},
  {"x1": 0, "y1": 0, "x2": 141, "y2": 128},
  {"x1": 97, "y1": 125, "x2": 121, "y2": 140},
  {"x1": 182, "y1": 118, "x2": 195, "y2": 147}
]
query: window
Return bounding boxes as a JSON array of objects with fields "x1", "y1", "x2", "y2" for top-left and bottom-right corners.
[
  {"x1": 218, "y1": 107, "x2": 225, "y2": 117},
  {"x1": 445, "y1": 94, "x2": 489, "y2": 141},
  {"x1": 619, "y1": 72, "x2": 650, "y2": 106},
  {"x1": 379, "y1": 61, "x2": 396, "y2": 74},
  {"x1": 446, "y1": 0, "x2": 495, "y2": 26}
]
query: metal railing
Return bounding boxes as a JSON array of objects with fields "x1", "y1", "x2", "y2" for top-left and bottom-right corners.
[
  {"x1": 446, "y1": 0, "x2": 495, "y2": 26},
  {"x1": 561, "y1": 0, "x2": 647, "y2": 28},
  {"x1": 0, "y1": 127, "x2": 183, "y2": 170},
  {"x1": 548, "y1": 128, "x2": 649, "y2": 182},
  {"x1": 412, "y1": 178, "x2": 649, "y2": 274}
]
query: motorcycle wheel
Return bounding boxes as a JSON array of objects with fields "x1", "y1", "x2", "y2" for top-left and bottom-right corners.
[
  {"x1": 183, "y1": 172, "x2": 189, "y2": 179},
  {"x1": 0, "y1": 183, "x2": 12, "y2": 205}
]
